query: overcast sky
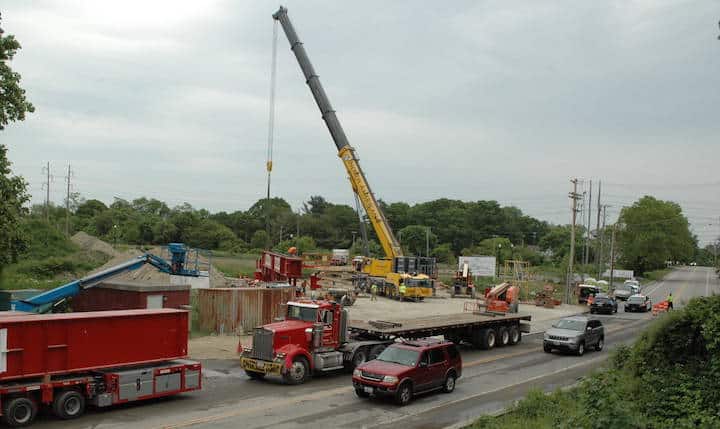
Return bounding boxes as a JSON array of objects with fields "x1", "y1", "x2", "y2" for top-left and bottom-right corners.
[{"x1": 2, "y1": 1, "x2": 719, "y2": 244}]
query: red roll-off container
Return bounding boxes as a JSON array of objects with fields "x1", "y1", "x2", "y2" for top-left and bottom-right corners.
[{"x1": 0, "y1": 309, "x2": 189, "y2": 381}]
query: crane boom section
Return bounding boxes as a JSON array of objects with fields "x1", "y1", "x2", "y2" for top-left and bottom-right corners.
[
  {"x1": 339, "y1": 146, "x2": 402, "y2": 258},
  {"x1": 273, "y1": 7, "x2": 402, "y2": 259}
]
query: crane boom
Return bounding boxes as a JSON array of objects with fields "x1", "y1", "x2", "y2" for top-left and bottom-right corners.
[{"x1": 272, "y1": 7, "x2": 402, "y2": 259}]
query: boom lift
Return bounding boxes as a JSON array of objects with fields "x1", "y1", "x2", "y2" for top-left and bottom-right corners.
[
  {"x1": 12, "y1": 243, "x2": 207, "y2": 313},
  {"x1": 272, "y1": 7, "x2": 435, "y2": 300}
]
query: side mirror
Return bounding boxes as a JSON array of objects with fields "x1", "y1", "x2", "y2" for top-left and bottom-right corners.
[
  {"x1": 586, "y1": 326, "x2": 593, "y2": 331},
  {"x1": 418, "y1": 361, "x2": 428, "y2": 368}
]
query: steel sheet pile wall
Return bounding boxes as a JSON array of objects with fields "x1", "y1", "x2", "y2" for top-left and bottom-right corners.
[
  {"x1": 197, "y1": 287, "x2": 294, "y2": 334},
  {"x1": 0, "y1": 309, "x2": 189, "y2": 381}
]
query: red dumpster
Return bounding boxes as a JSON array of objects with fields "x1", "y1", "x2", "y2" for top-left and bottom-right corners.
[{"x1": 0, "y1": 308, "x2": 189, "y2": 381}]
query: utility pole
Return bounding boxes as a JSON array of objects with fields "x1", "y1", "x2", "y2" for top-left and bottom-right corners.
[
  {"x1": 609, "y1": 223, "x2": 617, "y2": 290},
  {"x1": 64, "y1": 164, "x2": 73, "y2": 235},
  {"x1": 41, "y1": 162, "x2": 52, "y2": 222},
  {"x1": 425, "y1": 227, "x2": 430, "y2": 257},
  {"x1": 567, "y1": 178, "x2": 581, "y2": 304},
  {"x1": 598, "y1": 205, "x2": 608, "y2": 278},
  {"x1": 595, "y1": 181, "x2": 602, "y2": 265},
  {"x1": 585, "y1": 180, "x2": 592, "y2": 265}
]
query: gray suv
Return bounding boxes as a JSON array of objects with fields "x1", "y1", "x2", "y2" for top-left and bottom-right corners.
[{"x1": 543, "y1": 316, "x2": 604, "y2": 356}]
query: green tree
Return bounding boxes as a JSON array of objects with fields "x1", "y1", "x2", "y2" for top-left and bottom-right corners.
[
  {"x1": 250, "y1": 230, "x2": 270, "y2": 250},
  {"x1": 0, "y1": 145, "x2": 29, "y2": 269},
  {"x1": 399, "y1": 225, "x2": 437, "y2": 256},
  {"x1": 618, "y1": 196, "x2": 695, "y2": 273},
  {"x1": 0, "y1": 15, "x2": 35, "y2": 130}
]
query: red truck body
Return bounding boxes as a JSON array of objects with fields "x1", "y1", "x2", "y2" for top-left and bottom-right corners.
[
  {"x1": 0, "y1": 309, "x2": 188, "y2": 381},
  {"x1": 0, "y1": 309, "x2": 200, "y2": 427}
]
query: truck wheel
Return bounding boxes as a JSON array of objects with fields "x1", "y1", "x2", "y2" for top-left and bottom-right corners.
[
  {"x1": 368, "y1": 344, "x2": 386, "y2": 361},
  {"x1": 3, "y1": 397, "x2": 37, "y2": 427},
  {"x1": 508, "y1": 325, "x2": 521, "y2": 345},
  {"x1": 245, "y1": 370, "x2": 266, "y2": 380},
  {"x1": 352, "y1": 347, "x2": 368, "y2": 368},
  {"x1": 53, "y1": 389, "x2": 86, "y2": 420},
  {"x1": 497, "y1": 327, "x2": 510, "y2": 347},
  {"x1": 283, "y1": 357, "x2": 309, "y2": 385},
  {"x1": 480, "y1": 329, "x2": 496, "y2": 350},
  {"x1": 395, "y1": 382, "x2": 413, "y2": 406}
]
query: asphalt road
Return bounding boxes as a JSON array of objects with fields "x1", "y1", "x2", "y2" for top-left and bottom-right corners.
[{"x1": 33, "y1": 266, "x2": 718, "y2": 429}]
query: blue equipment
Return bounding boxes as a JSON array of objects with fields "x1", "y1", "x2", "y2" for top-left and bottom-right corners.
[{"x1": 12, "y1": 243, "x2": 207, "y2": 313}]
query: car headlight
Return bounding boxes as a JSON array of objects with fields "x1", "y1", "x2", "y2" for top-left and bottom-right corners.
[
  {"x1": 383, "y1": 375, "x2": 398, "y2": 384},
  {"x1": 353, "y1": 369, "x2": 362, "y2": 377}
]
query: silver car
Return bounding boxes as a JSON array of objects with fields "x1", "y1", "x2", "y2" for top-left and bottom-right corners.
[{"x1": 543, "y1": 316, "x2": 604, "y2": 356}]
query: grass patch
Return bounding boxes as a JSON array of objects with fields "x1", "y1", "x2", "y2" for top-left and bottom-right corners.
[
  {"x1": 0, "y1": 250, "x2": 110, "y2": 291},
  {"x1": 643, "y1": 268, "x2": 672, "y2": 283},
  {"x1": 213, "y1": 253, "x2": 258, "y2": 277}
]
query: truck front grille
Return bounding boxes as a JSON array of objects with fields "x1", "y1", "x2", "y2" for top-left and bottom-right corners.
[{"x1": 251, "y1": 328, "x2": 274, "y2": 361}]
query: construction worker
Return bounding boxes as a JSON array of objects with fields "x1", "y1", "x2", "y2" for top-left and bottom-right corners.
[
  {"x1": 398, "y1": 281, "x2": 407, "y2": 302},
  {"x1": 667, "y1": 292, "x2": 674, "y2": 310},
  {"x1": 370, "y1": 283, "x2": 378, "y2": 301}
]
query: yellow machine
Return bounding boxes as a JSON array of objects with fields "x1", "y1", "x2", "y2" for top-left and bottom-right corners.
[{"x1": 273, "y1": 6, "x2": 435, "y2": 295}]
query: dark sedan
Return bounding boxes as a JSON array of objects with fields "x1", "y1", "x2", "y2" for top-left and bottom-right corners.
[{"x1": 590, "y1": 296, "x2": 618, "y2": 314}]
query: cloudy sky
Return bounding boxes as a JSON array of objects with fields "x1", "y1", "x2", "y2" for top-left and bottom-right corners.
[{"x1": 2, "y1": 1, "x2": 719, "y2": 244}]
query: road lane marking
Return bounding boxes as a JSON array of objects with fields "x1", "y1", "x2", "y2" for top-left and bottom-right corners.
[{"x1": 155, "y1": 319, "x2": 648, "y2": 429}]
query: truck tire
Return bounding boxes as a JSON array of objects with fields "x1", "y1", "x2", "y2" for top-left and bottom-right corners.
[
  {"x1": 497, "y1": 327, "x2": 510, "y2": 347},
  {"x1": 395, "y1": 381, "x2": 413, "y2": 406},
  {"x1": 283, "y1": 357, "x2": 310, "y2": 385},
  {"x1": 595, "y1": 337, "x2": 604, "y2": 351},
  {"x1": 508, "y1": 325, "x2": 521, "y2": 345},
  {"x1": 245, "y1": 370, "x2": 266, "y2": 380},
  {"x1": 368, "y1": 344, "x2": 386, "y2": 361},
  {"x1": 355, "y1": 388, "x2": 370, "y2": 398},
  {"x1": 351, "y1": 347, "x2": 368, "y2": 368},
  {"x1": 442, "y1": 372, "x2": 457, "y2": 393},
  {"x1": 474, "y1": 328, "x2": 496, "y2": 350},
  {"x1": 543, "y1": 343, "x2": 552, "y2": 353},
  {"x1": 3, "y1": 397, "x2": 37, "y2": 427},
  {"x1": 52, "y1": 389, "x2": 86, "y2": 420}
]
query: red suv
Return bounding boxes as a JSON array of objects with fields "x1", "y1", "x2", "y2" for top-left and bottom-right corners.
[{"x1": 352, "y1": 339, "x2": 462, "y2": 405}]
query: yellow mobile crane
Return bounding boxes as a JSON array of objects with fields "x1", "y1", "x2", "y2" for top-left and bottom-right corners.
[{"x1": 273, "y1": 7, "x2": 435, "y2": 300}]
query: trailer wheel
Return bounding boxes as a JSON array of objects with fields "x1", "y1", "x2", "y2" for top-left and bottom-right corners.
[
  {"x1": 3, "y1": 397, "x2": 37, "y2": 427},
  {"x1": 53, "y1": 389, "x2": 86, "y2": 420},
  {"x1": 497, "y1": 327, "x2": 510, "y2": 347},
  {"x1": 352, "y1": 347, "x2": 368, "y2": 368},
  {"x1": 479, "y1": 328, "x2": 496, "y2": 350},
  {"x1": 368, "y1": 344, "x2": 386, "y2": 361},
  {"x1": 508, "y1": 325, "x2": 521, "y2": 345},
  {"x1": 283, "y1": 357, "x2": 309, "y2": 385}
]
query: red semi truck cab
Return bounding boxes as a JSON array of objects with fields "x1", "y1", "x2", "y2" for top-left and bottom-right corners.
[{"x1": 240, "y1": 300, "x2": 359, "y2": 384}]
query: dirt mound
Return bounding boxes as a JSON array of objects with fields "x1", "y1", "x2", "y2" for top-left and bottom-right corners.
[{"x1": 71, "y1": 232, "x2": 119, "y2": 258}]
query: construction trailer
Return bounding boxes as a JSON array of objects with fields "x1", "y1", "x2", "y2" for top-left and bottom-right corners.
[
  {"x1": 240, "y1": 299, "x2": 530, "y2": 385},
  {"x1": 254, "y1": 251, "x2": 303, "y2": 286},
  {"x1": 0, "y1": 309, "x2": 201, "y2": 427}
]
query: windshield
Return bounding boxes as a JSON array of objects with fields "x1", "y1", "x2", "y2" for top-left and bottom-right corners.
[
  {"x1": 406, "y1": 279, "x2": 431, "y2": 288},
  {"x1": 595, "y1": 297, "x2": 611, "y2": 304},
  {"x1": 553, "y1": 319, "x2": 586, "y2": 331},
  {"x1": 286, "y1": 305, "x2": 317, "y2": 322},
  {"x1": 628, "y1": 296, "x2": 645, "y2": 303},
  {"x1": 376, "y1": 347, "x2": 420, "y2": 366}
]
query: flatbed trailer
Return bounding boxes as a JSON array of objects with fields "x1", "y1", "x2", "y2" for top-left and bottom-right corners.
[{"x1": 349, "y1": 312, "x2": 531, "y2": 348}]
